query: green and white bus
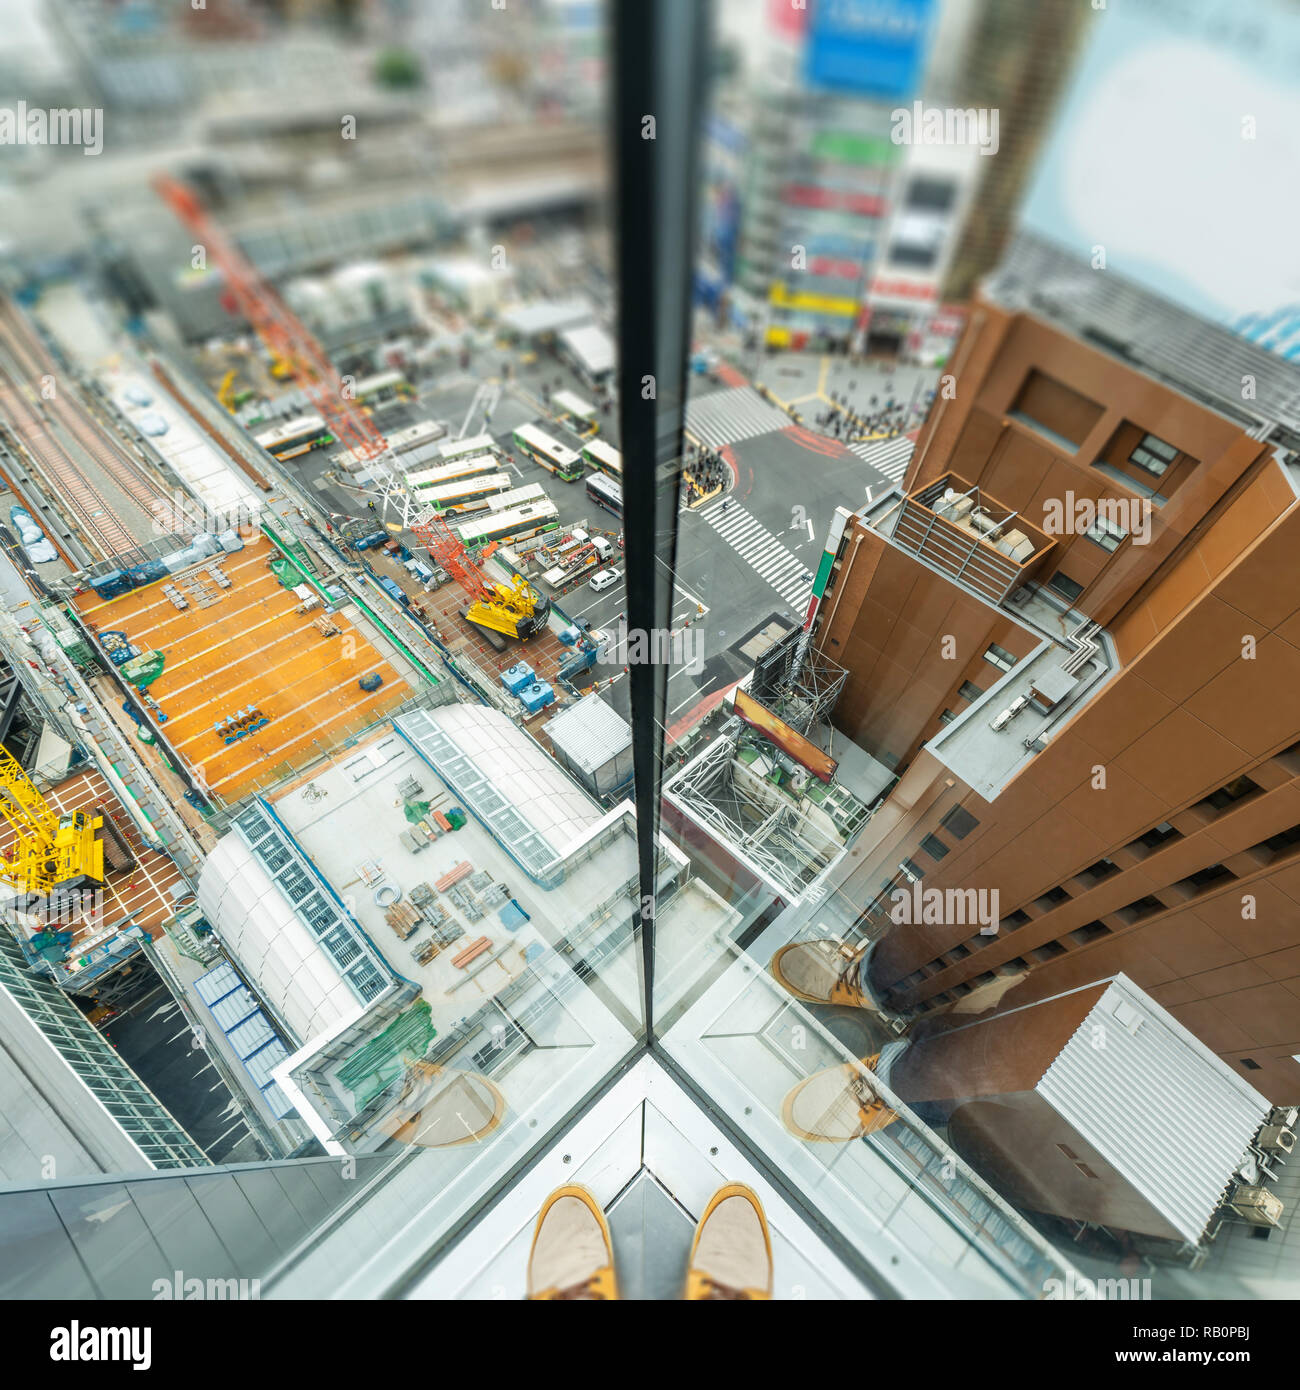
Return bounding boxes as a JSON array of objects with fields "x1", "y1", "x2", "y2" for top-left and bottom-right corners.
[
  {"x1": 426, "y1": 472, "x2": 512, "y2": 515},
  {"x1": 581, "y1": 437, "x2": 622, "y2": 478},
  {"x1": 438, "y1": 432, "x2": 500, "y2": 464},
  {"x1": 513, "y1": 423, "x2": 584, "y2": 482},
  {"x1": 456, "y1": 499, "x2": 560, "y2": 548}
]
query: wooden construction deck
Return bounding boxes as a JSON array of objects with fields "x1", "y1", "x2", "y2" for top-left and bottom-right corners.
[{"x1": 74, "y1": 535, "x2": 410, "y2": 802}]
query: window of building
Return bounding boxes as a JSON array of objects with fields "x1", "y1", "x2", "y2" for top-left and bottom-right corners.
[
  {"x1": 1199, "y1": 774, "x2": 1262, "y2": 813},
  {"x1": 1000, "y1": 909, "x2": 1032, "y2": 931},
  {"x1": 1031, "y1": 941, "x2": 1067, "y2": 962},
  {"x1": 1260, "y1": 824, "x2": 1300, "y2": 859},
  {"x1": 1128, "y1": 432, "x2": 1178, "y2": 478},
  {"x1": 900, "y1": 858, "x2": 925, "y2": 882},
  {"x1": 1010, "y1": 370, "x2": 1104, "y2": 451},
  {"x1": 941, "y1": 805, "x2": 979, "y2": 840},
  {"x1": 938, "y1": 708, "x2": 958, "y2": 725},
  {"x1": 1119, "y1": 894, "x2": 1166, "y2": 923},
  {"x1": 906, "y1": 177, "x2": 956, "y2": 212},
  {"x1": 1083, "y1": 514, "x2": 1127, "y2": 552},
  {"x1": 1080, "y1": 859, "x2": 1119, "y2": 883},
  {"x1": 1175, "y1": 863, "x2": 1236, "y2": 893},
  {"x1": 920, "y1": 833, "x2": 949, "y2": 861},
  {"x1": 1068, "y1": 921, "x2": 1111, "y2": 946},
  {"x1": 1131, "y1": 822, "x2": 1181, "y2": 852},
  {"x1": 958, "y1": 680, "x2": 984, "y2": 702},
  {"x1": 1047, "y1": 571, "x2": 1085, "y2": 603},
  {"x1": 984, "y1": 643, "x2": 1018, "y2": 672},
  {"x1": 1240, "y1": 1058, "x2": 1262, "y2": 1071}
]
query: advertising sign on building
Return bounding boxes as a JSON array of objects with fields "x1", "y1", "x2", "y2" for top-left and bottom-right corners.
[{"x1": 805, "y1": 0, "x2": 936, "y2": 100}]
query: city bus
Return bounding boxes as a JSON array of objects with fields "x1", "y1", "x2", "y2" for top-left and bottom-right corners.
[
  {"x1": 581, "y1": 437, "x2": 622, "y2": 478},
  {"x1": 513, "y1": 423, "x2": 583, "y2": 482},
  {"x1": 426, "y1": 472, "x2": 512, "y2": 514},
  {"x1": 333, "y1": 418, "x2": 444, "y2": 471},
  {"x1": 456, "y1": 499, "x2": 560, "y2": 548},
  {"x1": 355, "y1": 370, "x2": 413, "y2": 408},
  {"x1": 552, "y1": 389, "x2": 598, "y2": 434},
  {"x1": 585, "y1": 470, "x2": 623, "y2": 518},
  {"x1": 438, "y1": 432, "x2": 500, "y2": 464},
  {"x1": 255, "y1": 414, "x2": 334, "y2": 461},
  {"x1": 405, "y1": 455, "x2": 501, "y2": 493},
  {"x1": 487, "y1": 483, "x2": 546, "y2": 512}
]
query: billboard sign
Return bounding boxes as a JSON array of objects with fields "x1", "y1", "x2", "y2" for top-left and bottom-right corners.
[
  {"x1": 805, "y1": 0, "x2": 936, "y2": 100},
  {"x1": 734, "y1": 688, "x2": 838, "y2": 784}
]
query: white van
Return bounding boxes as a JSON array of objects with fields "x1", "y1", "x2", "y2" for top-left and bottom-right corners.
[
  {"x1": 589, "y1": 567, "x2": 622, "y2": 593},
  {"x1": 591, "y1": 535, "x2": 614, "y2": 561}
]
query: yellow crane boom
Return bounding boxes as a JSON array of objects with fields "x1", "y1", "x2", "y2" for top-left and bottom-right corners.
[{"x1": 0, "y1": 747, "x2": 104, "y2": 895}]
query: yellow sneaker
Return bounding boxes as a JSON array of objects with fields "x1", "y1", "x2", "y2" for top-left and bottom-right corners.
[
  {"x1": 781, "y1": 1055, "x2": 897, "y2": 1143},
  {"x1": 527, "y1": 1186, "x2": 619, "y2": 1300},
  {"x1": 684, "y1": 1184, "x2": 773, "y2": 1300},
  {"x1": 770, "y1": 938, "x2": 869, "y2": 1007}
]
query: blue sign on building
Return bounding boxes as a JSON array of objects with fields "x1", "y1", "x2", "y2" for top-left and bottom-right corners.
[{"x1": 805, "y1": 0, "x2": 936, "y2": 100}]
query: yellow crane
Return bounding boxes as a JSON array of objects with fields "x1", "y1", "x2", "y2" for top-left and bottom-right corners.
[
  {"x1": 0, "y1": 746, "x2": 104, "y2": 895},
  {"x1": 217, "y1": 369, "x2": 238, "y2": 412}
]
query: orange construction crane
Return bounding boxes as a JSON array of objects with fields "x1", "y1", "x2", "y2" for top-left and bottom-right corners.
[{"x1": 152, "y1": 176, "x2": 548, "y2": 640}]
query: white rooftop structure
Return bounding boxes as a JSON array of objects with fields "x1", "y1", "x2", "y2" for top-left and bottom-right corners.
[
  {"x1": 498, "y1": 296, "x2": 593, "y2": 340},
  {"x1": 1036, "y1": 975, "x2": 1272, "y2": 1245},
  {"x1": 397, "y1": 704, "x2": 606, "y2": 874},
  {"x1": 559, "y1": 322, "x2": 615, "y2": 379},
  {"x1": 197, "y1": 834, "x2": 363, "y2": 1047}
]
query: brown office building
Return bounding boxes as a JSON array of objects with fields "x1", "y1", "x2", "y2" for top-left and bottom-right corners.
[{"x1": 814, "y1": 233, "x2": 1300, "y2": 1103}]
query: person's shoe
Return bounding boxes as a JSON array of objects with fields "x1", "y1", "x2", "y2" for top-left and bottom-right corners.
[
  {"x1": 381, "y1": 1061, "x2": 507, "y2": 1148},
  {"x1": 527, "y1": 1186, "x2": 619, "y2": 1300},
  {"x1": 781, "y1": 1055, "x2": 897, "y2": 1143},
  {"x1": 684, "y1": 1184, "x2": 773, "y2": 1300},
  {"x1": 770, "y1": 938, "x2": 869, "y2": 1008}
]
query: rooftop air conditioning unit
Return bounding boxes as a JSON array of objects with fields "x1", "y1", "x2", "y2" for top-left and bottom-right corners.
[
  {"x1": 1229, "y1": 1185, "x2": 1284, "y2": 1228},
  {"x1": 1259, "y1": 1124, "x2": 1296, "y2": 1155},
  {"x1": 990, "y1": 708, "x2": 1014, "y2": 732},
  {"x1": 1270, "y1": 1106, "x2": 1299, "y2": 1129},
  {"x1": 1007, "y1": 695, "x2": 1029, "y2": 719},
  {"x1": 1025, "y1": 733, "x2": 1050, "y2": 753}
]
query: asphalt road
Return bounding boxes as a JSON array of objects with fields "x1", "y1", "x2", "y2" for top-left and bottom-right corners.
[{"x1": 278, "y1": 343, "x2": 926, "y2": 733}]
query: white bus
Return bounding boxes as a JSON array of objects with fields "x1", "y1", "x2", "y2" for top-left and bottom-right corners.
[
  {"x1": 456, "y1": 499, "x2": 560, "y2": 548},
  {"x1": 553, "y1": 389, "x2": 598, "y2": 426},
  {"x1": 487, "y1": 482, "x2": 546, "y2": 512},
  {"x1": 513, "y1": 423, "x2": 583, "y2": 481},
  {"x1": 405, "y1": 454, "x2": 501, "y2": 492},
  {"x1": 438, "y1": 432, "x2": 500, "y2": 463},
  {"x1": 255, "y1": 414, "x2": 333, "y2": 460},
  {"x1": 355, "y1": 370, "x2": 412, "y2": 407},
  {"x1": 333, "y1": 418, "x2": 445, "y2": 470},
  {"x1": 426, "y1": 472, "x2": 512, "y2": 514},
  {"x1": 581, "y1": 437, "x2": 622, "y2": 478}
]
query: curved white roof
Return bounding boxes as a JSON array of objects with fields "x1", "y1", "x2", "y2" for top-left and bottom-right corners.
[
  {"x1": 197, "y1": 836, "x2": 358, "y2": 1048},
  {"x1": 398, "y1": 705, "x2": 603, "y2": 869}
]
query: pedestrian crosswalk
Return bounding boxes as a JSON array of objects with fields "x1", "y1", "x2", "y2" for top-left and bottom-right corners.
[
  {"x1": 846, "y1": 434, "x2": 916, "y2": 486},
  {"x1": 697, "y1": 499, "x2": 812, "y2": 610},
  {"x1": 686, "y1": 386, "x2": 790, "y2": 449}
]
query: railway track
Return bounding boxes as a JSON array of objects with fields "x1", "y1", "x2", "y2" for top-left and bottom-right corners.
[{"x1": 0, "y1": 299, "x2": 172, "y2": 562}]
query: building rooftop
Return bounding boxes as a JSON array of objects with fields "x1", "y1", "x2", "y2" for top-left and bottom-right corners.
[
  {"x1": 543, "y1": 692, "x2": 632, "y2": 780},
  {"x1": 73, "y1": 533, "x2": 412, "y2": 804},
  {"x1": 986, "y1": 231, "x2": 1300, "y2": 451}
]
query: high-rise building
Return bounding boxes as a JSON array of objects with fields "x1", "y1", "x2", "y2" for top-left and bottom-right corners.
[{"x1": 809, "y1": 230, "x2": 1300, "y2": 1102}]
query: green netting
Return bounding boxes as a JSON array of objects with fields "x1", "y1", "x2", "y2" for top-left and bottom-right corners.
[
  {"x1": 403, "y1": 800, "x2": 431, "y2": 824},
  {"x1": 120, "y1": 650, "x2": 166, "y2": 689},
  {"x1": 336, "y1": 1001, "x2": 437, "y2": 1107}
]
